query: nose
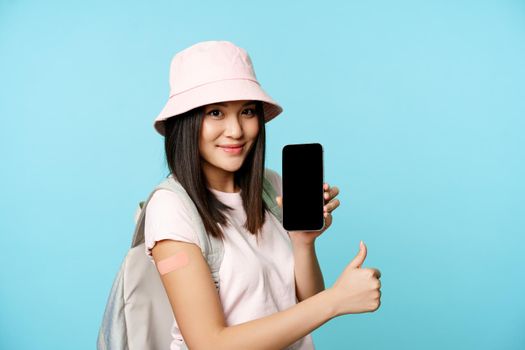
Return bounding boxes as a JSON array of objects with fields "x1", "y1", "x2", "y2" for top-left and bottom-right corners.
[{"x1": 224, "y1": 115, "x2": 243, "y2": 139}]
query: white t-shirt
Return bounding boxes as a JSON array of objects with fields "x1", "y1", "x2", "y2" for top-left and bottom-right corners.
[{"x1": 144, "y1": 169, "x2": 315, "y2": 350}]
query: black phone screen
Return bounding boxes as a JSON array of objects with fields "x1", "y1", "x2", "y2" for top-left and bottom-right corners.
[{"x1": 282, "y1": 143, "x2": 324, "y2": 231}]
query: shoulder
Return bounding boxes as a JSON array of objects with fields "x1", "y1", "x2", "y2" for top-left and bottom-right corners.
[
  {"x1": 146, "y1": 189, "x2": 186, "y2": 215},
  {"x1": 148, "y1": 188, "x2": 184, "y2": 207},
  {"x1": 144, "y1": 188, "x2": 202, "y2": 259}
]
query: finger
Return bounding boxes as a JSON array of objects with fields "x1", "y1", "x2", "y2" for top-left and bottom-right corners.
[
  {"x1": 276, "y1": 196, "x2": 282, "y2": 208},
  {"x1": 323, "y1": 212, "x2": 332, "y2": 224},
  {"x1": 324, "y1": 185, "x2": 340, "y2": 203},
  {"x1": 324, "y1": 199, "x2": 340, "y2": 212},
  {"x1": 324, "y1": 187, "x2": 331, "y2": 201},
  {"x1": 348, "y1": 240, "x2": 367, "y2": 269},
  {"x1": 330, "y1": 186, "x2": 340, "y2": 198},
  {"x1": 369, "y1": 268, "x2": 381, "y2": 279}
]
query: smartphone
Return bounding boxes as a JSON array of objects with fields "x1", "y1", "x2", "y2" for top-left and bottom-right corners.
[{"x1": 282, "y1": 143, "x2": 325, "y2": 231}]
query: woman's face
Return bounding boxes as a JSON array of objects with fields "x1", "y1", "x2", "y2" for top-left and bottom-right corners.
[{"x1": 199, "y1": 99, "x2": 260, "y2": 177}]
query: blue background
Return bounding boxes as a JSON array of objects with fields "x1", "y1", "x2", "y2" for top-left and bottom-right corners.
[{"x1": 1, "y1": 0, "x2": 524, "y2": 349}]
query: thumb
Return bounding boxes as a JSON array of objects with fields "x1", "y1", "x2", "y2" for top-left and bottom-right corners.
[
  {"x1": 348, "y1": 240, "x2": 367, "y2": 269},
  {"x1": 276, "y1": 196, "x2": 282, "y2": 208}
]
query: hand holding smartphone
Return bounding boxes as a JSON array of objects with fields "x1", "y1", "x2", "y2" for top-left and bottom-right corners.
[{"x1": 282, "y1": 143, "x2": 325, "y2": 231}]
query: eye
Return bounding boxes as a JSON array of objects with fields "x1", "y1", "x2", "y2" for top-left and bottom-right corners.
[
  {"x1": 207, "y1": 109, "x2": 223, "y2": 118},
  {"x1": 242, "y1": 108, "x2": 257, "y2": 117}
]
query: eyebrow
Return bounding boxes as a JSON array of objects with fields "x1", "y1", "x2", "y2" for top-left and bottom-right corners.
[{"x1": 207, "y1": 101, "x2": 257, "y2": 108}]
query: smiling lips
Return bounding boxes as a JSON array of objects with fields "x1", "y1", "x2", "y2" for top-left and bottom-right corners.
[{"x1": 218, "y1": 144, "x2": 245, "y2": 155}]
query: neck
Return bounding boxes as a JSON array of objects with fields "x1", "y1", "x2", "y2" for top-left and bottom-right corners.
[{"x1": 202, "y1": 163, "x2": 240, "y2": 193}]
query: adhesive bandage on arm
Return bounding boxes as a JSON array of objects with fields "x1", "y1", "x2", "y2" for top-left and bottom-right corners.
[{"x1": 156, "y1": 251, "x2": 190, "y2": 275}]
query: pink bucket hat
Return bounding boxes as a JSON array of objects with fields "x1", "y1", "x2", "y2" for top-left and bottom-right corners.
[{"x1": 153, "y1": 40, "x2": 283, "y2": 136}]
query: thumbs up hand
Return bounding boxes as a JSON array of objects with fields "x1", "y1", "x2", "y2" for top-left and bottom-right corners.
[{"x1": 329, "y1": 241, "x2": 382, "y2": 316}]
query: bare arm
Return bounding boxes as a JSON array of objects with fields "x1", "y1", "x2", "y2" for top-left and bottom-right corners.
[
  {"x1": 280, "y1": 181, "x2": 340, "y2": 302},
  {"x1": 152, "y1": 239, "x2": 338, "y2": 350},
  {"x1": 292, "y1": 242, "x2": 325, "y2": 302},
  {"x1": 216, "y1": 287, "x2": 335, "y2": 350}
]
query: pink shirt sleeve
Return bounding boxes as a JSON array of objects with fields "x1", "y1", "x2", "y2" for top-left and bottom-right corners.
[{"x1": 144, "y1": 189, "x2": 201, "y2": 263}]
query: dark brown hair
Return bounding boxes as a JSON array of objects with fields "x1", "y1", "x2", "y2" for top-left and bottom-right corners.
[{"x1": 163, "y1": 101, "x2": 269, "y2": 241}]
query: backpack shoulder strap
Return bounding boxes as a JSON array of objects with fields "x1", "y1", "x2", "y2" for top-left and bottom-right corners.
[
  {"x1": 131, "y1": 174, "x2": 224, "y2": 290},
  {"x1": 130, "y1": 170, "x2": 282, "y2": 290},
  {"x1": 263, "y1": 168, "x2": 283, "y2": 223}
]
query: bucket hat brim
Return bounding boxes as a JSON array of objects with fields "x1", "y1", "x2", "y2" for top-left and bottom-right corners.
[{"x1": 153, "y1": 78, "x2": 283, "y2": 136}]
